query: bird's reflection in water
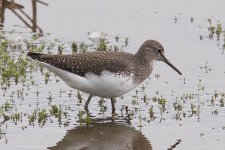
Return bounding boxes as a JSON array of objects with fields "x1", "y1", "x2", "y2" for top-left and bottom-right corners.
[{"x1": 48, "y1": 118, "x2": 152, "y2": 150}]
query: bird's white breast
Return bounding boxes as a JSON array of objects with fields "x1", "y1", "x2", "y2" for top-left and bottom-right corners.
[{"x1": 39, "y1": 62, "x2": 139, "y2": 98}]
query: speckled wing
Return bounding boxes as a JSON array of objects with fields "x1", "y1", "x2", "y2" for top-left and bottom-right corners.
[{"x1": 27, "y1": 52, "x2": 136, "y2": 77}]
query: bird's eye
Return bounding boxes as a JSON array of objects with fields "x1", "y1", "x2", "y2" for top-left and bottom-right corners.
[{"x1": 156, "y1": 48, "x2": 162, "y2": 54}]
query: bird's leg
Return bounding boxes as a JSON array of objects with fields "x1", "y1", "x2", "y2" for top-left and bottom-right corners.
[
  {"x1": 84, "y1": 95, "x2": 92, "y2": 113},
  {"x1": 111, "y1": 98, "x2": 116, "y2": 115}
]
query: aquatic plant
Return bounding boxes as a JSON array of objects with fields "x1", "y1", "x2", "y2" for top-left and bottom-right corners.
[{"x1": 205, "y1": 18, "x2": 225, "y2": 54}]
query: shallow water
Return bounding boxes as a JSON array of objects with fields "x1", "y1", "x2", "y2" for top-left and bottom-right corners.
[{"x1": 1, "y1": 0, "x2": 225, "y2": 150}]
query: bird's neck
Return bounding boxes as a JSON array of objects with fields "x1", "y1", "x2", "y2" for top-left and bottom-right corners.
[{"x1": 135, "y1": 48, "x2": 154, "y2": 65}]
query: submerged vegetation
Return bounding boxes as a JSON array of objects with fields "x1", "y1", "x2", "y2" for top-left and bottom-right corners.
[{"x1": 200, "y1": 18, "x2": 225, "y2": 54}]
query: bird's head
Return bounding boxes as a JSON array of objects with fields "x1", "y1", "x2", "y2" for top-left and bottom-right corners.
[{"x1": 136, "y1": 40, "x2": 182, "y2": 75}]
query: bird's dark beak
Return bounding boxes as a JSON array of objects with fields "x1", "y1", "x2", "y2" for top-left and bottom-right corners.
[{"x1": 162, "y1": 55, "x2": 182, "y2": 75}]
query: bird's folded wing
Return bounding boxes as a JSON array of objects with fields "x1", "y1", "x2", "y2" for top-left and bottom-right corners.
[{"x1": 27, "y1": 52, "x2": 134, "y2": 77}]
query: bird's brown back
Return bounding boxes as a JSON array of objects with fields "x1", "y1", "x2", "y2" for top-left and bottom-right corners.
[{"x1": 27, "y1": 51, "x2": 138, "y2": 77}]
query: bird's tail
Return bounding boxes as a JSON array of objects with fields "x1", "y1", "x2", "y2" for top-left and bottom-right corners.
[{"x1": 27, "y1": 52, "x2": 46, "y2": 60}]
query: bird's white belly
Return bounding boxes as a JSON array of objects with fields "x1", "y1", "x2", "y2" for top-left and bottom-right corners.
[
  {"x1": 74, "y1": 71, "x2": 138, "y2": 98},
  {"x1": 39, "y1": 62, "x2": 138, "y2": 98}
]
